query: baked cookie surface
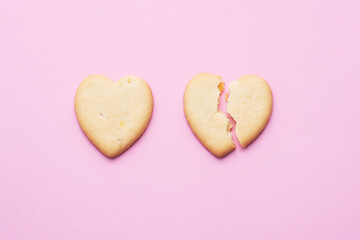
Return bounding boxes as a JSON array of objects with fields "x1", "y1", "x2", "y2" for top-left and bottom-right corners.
[
  {"x1": 227, "y1": 75, "x2": 272, "y2": 147},
  {"x1": 75, "y1": 75, "x2": 153, "y2": 157},
  {"x1": 184, "y1": 73, "x2": 235, "y2": 157}
]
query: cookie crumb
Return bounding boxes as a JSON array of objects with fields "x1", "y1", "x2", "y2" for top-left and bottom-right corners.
[{"x1": 218, "y1": 82, "x2": 224, "y2": 92}]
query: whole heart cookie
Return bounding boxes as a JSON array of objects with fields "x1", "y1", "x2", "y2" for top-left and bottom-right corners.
[
  {"x1": 227, "y1": 75, "x2": 272, "y2": 147},
  {"x1": 75, "y1": 74, "x2": 153, "y2": 157},
  {"x1": 184, "y1": 73, "x2": 235, "y2": 157},
  {"x1": 184, "y1": 73, "x2": 272, "y2": 157}
]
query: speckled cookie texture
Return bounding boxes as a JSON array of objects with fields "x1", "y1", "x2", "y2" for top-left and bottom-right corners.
[
  {"x1": 75, "y1": 74, "x2": 153, "y2": 157},
  {"x1": 184, "y1": 73, "x2": 272, "y2": 157},
  {"x1": 184, "y1": 73, "x2": 235, "y2": 157}
]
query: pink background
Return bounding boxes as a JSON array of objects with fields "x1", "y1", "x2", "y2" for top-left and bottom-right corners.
[{"x1": 1, "y1": 0, "x2": 360, "y2": 239}]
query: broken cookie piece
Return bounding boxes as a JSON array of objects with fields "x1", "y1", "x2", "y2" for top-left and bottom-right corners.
[
  {"x1": 184, "y1": 73, "x2": 235, "y2": 157},
  {"x1": 227, "y1": 75, "x2": 272, "y2": 147}
]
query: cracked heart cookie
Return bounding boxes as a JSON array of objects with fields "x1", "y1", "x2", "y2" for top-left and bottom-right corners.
[
  {"x1": 227, "y1": 75, "x2": 272, "y2": 147},
  {"x1": 184, "y1": 73, "x2": 272, "y2": 157},
  {"x1": 75, "y1": 74, "x2": 153, "y2": 157},
  {"x1": 184, "y1": 73, "x2": 235, "y2": 157}
]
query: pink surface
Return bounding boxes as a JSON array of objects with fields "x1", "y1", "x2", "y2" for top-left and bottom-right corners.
[{"x1": 1, "y1": 0, "x2": 360, "y2": 239}]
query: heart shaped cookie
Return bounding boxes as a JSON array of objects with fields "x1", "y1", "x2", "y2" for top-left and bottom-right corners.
[
  {"x1": 184, "y1": 73, "x2": 235, "y2": 157},
  {"x1": 227, "y1": 75, "x2": 272, "y2": 147},
  {"x1": 184, "y1": 73, "x2": 272, "y2": 157},
  {"x1": 75, "y1": 75, "x2": 153, "y2": 157}
]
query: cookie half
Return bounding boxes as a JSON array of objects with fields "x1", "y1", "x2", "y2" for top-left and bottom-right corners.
[
  {"x1": 75, "y1": 75, "x2": 153, "y2": 157},
  {"x1": 227, "y1": 75, "x2": 272, "y2": 147},
  {"x1": 184, "y1": 73, "x2": 235, "y2": 157}
]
